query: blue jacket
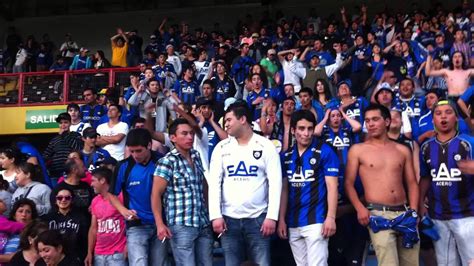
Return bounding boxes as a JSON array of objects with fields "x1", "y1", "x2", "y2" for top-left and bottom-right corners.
[{"x1": 369, "y1": 210, "x2": 419, "y2": 248}]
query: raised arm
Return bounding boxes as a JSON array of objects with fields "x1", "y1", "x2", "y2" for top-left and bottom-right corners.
[
  {"x1": 314, "y1": 109, "x2": 330, "y2": 136},
  {"x1": 425, "y1": 54, "x2": 448, "y2": 77},
  {"x1": 341, "y1": 107, "x2": 362, "y2": 132}
]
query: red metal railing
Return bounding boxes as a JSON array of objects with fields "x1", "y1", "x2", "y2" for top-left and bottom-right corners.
[{"x1": 0, "y1": 67, "x2": 139, "y2": 107}]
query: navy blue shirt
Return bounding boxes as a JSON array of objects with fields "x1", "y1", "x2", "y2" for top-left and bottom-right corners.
[
  {"x1": 420, "y1": 134, "x2": 474, "y2": 220},
  {"x1": 281, "y1": 138, "x2": 340, "y2": 227},
  {"x1": 81, "y1": 148, "x2": 112, "y2": 171},
  {"x1": 211, "y1": 74, "x2": 236, "y2": 103},
  {"x1": 173, "y1": 79, "x2": 200, "y2": 105},
  {"x1": 80, "y1": 104, "x2": 108, "y2": 129},
  {"x1": 352, "y1": 45, "x2": 370, "y2": 72}
]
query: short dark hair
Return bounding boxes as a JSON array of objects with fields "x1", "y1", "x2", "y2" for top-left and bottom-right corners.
[
  {"x1": 126, "y1": 128, "x2": 152, "y2": 147},
  {"x1": 131, "y1": 117, "x2": 146, "y2": 128},
  {"x1": 64, "y1": 159, "x2": 81, "y2": 175},
  {"x1": 299, "y1": 87, "x2": 314, "y2": 97},
  {"x1": 364, "y1": 103, "x2": 391, "y2": 120},
  {"x1": 108, "y1": 104, "x2": 122, "y2": 114},
  {"x1": 169, "y1": 118, "x2": 192, "y2": 136},
  {"x1": 9, "y1": 198, "x2": 38, "y2": 222},
  {"x1": 91, "y1": 167, "x2": 113, "y2": 184},
  {"x1": 290, "y1": 109, "x2": 316, "y2": 129},
  {"x1": 202, "y1": 79, "x2": 215, "y2": 89},
  {"x1": 83, "y1": 88, "x2": 96, "y2": 95},
  {"x1": 401, "y1": 77, "x2": 415, "y2": 87},
  {"x1": 225, "y1": 100, "x2": 253, "y2": 125},
  {"x1": 66, "y1": 103, "x2": 80, "y2": 112}
]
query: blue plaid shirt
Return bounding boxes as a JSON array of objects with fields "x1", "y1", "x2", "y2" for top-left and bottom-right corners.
[{"x1": 154, "y1": 148, "x2": 210, "y2": 228}]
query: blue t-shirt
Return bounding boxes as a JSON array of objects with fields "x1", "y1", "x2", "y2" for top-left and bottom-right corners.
[
  {"x1": 281, "y1": 138, "x2": 340, "y2": 227},
  {"x1": 173, "y1": 79, "x2": 200, "y2": 105},
  {"x1": 420, "y1": 134, "x2": 474, "y2": 220},
  {"x1": 305, "y1": 50, "x2": 335, "y2": 67},
  {"x1": 211, "y1": 74, "x2": 236, "y2": 103},
  {"x1": 112, "y1": 152, "x2": 164, "y2": 225}
]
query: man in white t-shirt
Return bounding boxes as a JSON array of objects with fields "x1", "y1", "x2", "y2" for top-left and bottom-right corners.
[
  {"x1": 96, "y1": 104, "x2": 129, "y2": 161},
  {"x1": 208, "y1": 100, "x2": 282, "y2": 266}
]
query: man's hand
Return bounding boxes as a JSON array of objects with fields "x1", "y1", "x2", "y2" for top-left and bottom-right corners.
[
  {"x1": 157, "y1": 223, "x2": 173, "y2": 241},
  {"x1": 340, "y1": 6, "x2": 346, "y2": 14},
  {"x1": 120, "y1": 209, "x2": 138, "y2": 220},
  {"x1": 212, "y1": 218, "x2": 227, "y2": 234},
  {"x1": 457, "y1": 160, "x2": 474, "y2": 175},
  {"x1": 356, "y1": 207, "x2": 370, "y2": 226},
  {"x1": 321, "y1": 217, "x2": 336, "y2": 238},
  {"x1": 277, "y1": 220, "x2": 288, "y2": 239},
  {"x1": 260, "y1": 219, "x2": 276, "y2": 237}
]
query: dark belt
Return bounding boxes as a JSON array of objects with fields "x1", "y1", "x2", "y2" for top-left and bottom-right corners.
[{"x1": 366, "y1": 203, "x2": 408, "y2": 212}]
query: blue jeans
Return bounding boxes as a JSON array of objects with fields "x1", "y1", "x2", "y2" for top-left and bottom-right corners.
[
  {"x1": 221, "y1": 213, "x2": 270, "y2": 266},
  {"x1": 169, "y1": 225, "x2": 213, "y2": 266},
  {"x1": 126, "y1": 224, "x2": 168, "y2": 266},
  {"x1": 94, "y1": 252, "x2": 126, "y2": 266}
]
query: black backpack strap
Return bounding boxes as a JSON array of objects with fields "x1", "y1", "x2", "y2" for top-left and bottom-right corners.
[{"x1": 110, "y1": 157, "x2": 135, "y2": 209}]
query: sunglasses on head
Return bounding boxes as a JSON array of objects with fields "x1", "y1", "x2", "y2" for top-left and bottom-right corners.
[{"x1": 56, "y1": 196, "x2": 72, "y2": 201}]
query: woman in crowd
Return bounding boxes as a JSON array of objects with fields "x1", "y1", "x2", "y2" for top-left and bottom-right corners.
[
  {"x1": 7, "y1": 221, "x2": 48, "y2": 266},
  {"x1": 0, "y1": 199, "x2": 38, "y2": 263},
  {"x1": 35, "y1": 230, "x2": 81, "y2": 266},
  {"x1": 314, "y1": 78, "x2": 333, "y2": 108},
  {"x1": 93, "y1": 50, "x2": 111, "y2": 69},
  {"x1": 42, "y1": 188, "x2": 89, "y2": 261},
  {"x1": 0, "y1": 148, "x2": 24, "y2": 192},
  {"x1": 11, "y1": 162, "x2": 51, "y2": 216}
]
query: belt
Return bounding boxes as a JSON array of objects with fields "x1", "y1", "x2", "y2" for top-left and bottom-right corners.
[{"x1": 366, "y1": 203, "x2": 409, "y2": 212}]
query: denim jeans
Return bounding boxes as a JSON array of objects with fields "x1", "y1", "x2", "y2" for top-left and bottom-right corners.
[
  {"x1": 126, "y1": 224, "x2": 169, "y2": 266},
  {"x1": 168, "y1": 224, "x2": 213, "y2": 266},
  {"x1": 432, "y1": 216, "x2": 474, "y2": 266},
  {"x1": 94, "y1": 252, "x2": 126, "y2": 266},
  {"x1": 221, "y1": 213, "x2": 270, "y2": 266}
]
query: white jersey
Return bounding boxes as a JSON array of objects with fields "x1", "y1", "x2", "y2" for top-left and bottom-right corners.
[
  {"x1": 70, "y1": 122, "x2": 91, "y2": 135},
  {"x1": 208, "y1": 133, "x2": 282, "y2": 221}
]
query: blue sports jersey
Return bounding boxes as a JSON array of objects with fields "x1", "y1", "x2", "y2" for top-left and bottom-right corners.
[
  {"x1": 320, "y1": 126, "x2": 356, "y2": 204},
  {"x1": 81, "y1": 148, "x2": 112, "y2": 171},
  {"x1": 211, "y1": 74, "x2": 236, "y2": 103},
  {"x1": 80, "y1": 104, "x2": 108, "y2": 128},
  {"x1": 112, "y1": 152, "x2": 164, "y2": 225},
  {"x1": 16, "y1": 142, "x2": 51, "y2": 188},
  {"x1": 420, "y1": 133, "x2": 474, "y2": 220},
  {"x1": 123, "y1": 87, "x2": 140, "y2": 119},
  {"x1": 281, "y1": 138, "x2": 340, "y2": 227},
  {"x1": 394, "y1": 94, "x2": 425, "y2": 122},
  {"x1": 247, "y1": 88, "x2": 281, "y2": 121},
  {"x1": 352, "y1": 45, "x2": 370, "y2": 72},
  {"x1": 152, "y1": 63, "x2": 176, "y2": 83},
  {"x1": 173, "y1": 79, "x2": 200, "y2": 105},
  {"x1": 416, "y1": 31, "x2": 435, "y2": 47}
]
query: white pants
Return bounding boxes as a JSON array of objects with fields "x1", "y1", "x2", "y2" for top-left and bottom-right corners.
[
  {"x1": 432, "y1": 216, "x2": 474, "y2": 266},
  {"x1": 289, "y1": 223, "x2": 328, "y2": 266}
]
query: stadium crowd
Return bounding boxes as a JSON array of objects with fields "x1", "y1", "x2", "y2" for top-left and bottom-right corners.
[{"x1": 1, "y1": 1, "x2": 474, "y2": 266}]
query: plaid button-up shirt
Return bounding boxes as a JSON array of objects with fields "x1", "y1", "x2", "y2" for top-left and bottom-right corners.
[{"x1": 154, "y1": 148, "x2": 210, "y2": 227}]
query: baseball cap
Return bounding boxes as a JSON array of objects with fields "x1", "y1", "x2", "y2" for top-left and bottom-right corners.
[
  {"x1": 337, "y1": 79, "x2": 352, "y2": 90},
  {"x1": 195, "y1": 97, "x2": 212, "y2": 108},
  {"x1": 150, "y1": 34, "x2": 157, "y2": 39},
  {"x1": 166, "y1": 44, "x2": 174, "y2": 50},
  {"x1": 267, "y1": 49, "x2": 276, "y2": 55},
  {"x1": 224, "y1": 97, "x2": 237, "y2": 111},
  {"x1": 83, "y1": 127, "x2": 99, "y2": 138},
  {"x1": 79, "y1": 47, "x2": 89, "y2": 53},
  {"x1": 374, "y1": 84, "x2": 395, "y2": 104},
  {"x1": 432, "y1": 99, "x2": 458, "y2": 115},
  {"x1": 98, "y1": 88, "x2": 108, "y2": 95},
  {"x1": 94, "y1": 156, "x2": 118, "y2": 167},
  {"x1": 55, "y1": 112, "x2": 71, "y2": 123},
  {"x1": 251, "y1": 33, "x2": 260, "y2": 38}
]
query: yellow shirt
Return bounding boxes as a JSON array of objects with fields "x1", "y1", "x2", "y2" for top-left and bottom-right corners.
[{"x1": 111, "y1": 42, "x2": 128, "y2": 67}]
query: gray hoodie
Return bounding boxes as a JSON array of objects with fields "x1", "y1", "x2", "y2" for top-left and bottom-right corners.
[
  {"x1": 11, "y1": 181, "x2": 52, "y2": 216},
  {"x1": 128, "y1": 89, "x2": 177, "y2": 132}
]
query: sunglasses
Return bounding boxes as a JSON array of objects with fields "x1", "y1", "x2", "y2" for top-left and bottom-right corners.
[{"x1": 56, "y1": 196, "x2": 72, "y2": 201}]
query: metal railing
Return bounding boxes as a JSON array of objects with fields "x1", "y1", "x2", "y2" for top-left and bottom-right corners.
[{"x1": 0, "y1": 67, "x2": 139, "y2": 107}]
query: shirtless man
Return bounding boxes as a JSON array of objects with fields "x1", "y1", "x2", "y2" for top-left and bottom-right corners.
[
  {"x1": 345, "y1": 104, "x2": 420, "y2": 266},
  {"x1": 426, "y1": 51, "x2": 474, "y2": 96}
]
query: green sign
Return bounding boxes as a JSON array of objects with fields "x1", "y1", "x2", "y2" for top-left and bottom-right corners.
[{"x1": 25, "y1": 109, "x2": 62, "y2": 129}]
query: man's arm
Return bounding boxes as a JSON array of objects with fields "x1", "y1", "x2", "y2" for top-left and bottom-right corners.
[
  {"x1": 344, "y1": 145, "x2": 370, "y2": 225},
  {"x1": 145, "y1": 107, "x2": 167, "y2": 144},
  {"x1": 277, "y1": 177, "x2": 288, "y2": 239},
  {"x1": 151, "y1": 175, "x2": 172, "y2": 240},
  {"x1": 325, "y1": 53, "x2": 343, "y2": 77},
  {"x1": 96, "y1": 134, "x2": 126, "y2": 146},
  {"x1": 85, "y1": 214, "x2": 98, "y2": 266},
  {"x1": 322, "y1": 175, "x2": 338, "y2": 238},
  {"x1": 425, "y1": 55, "x2": 447, "y2": 77},
  {"x1": 209, "y1": 112, "x2": 228, "y2": 140},
  {"x1": 412, "y1": 141, "x2": 421, "y2": 183},
  {"x1": 402, "y1": 147, "x2": 419, "y2": 211},
  {"x1": 208, "y1": 143, "x2": 226, "y2": 234}
]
